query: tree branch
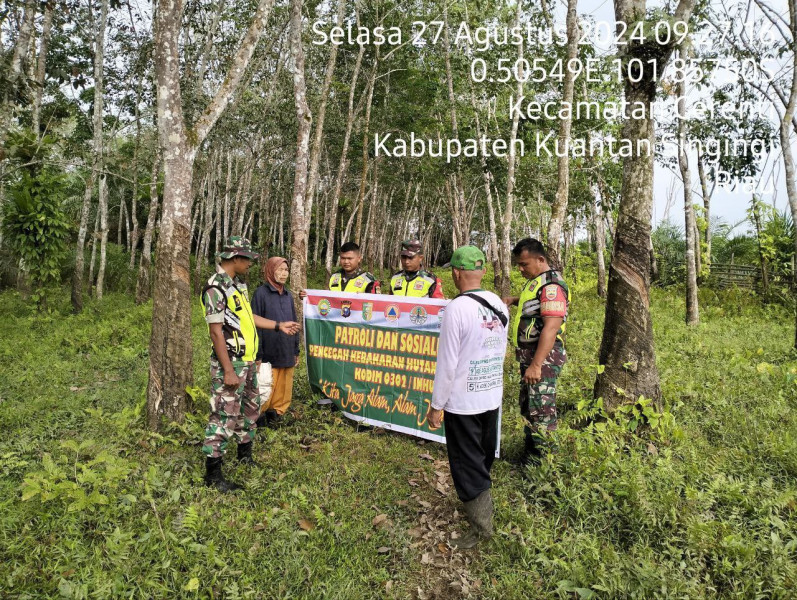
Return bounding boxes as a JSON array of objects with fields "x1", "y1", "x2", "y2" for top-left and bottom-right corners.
[{"x1": 194, "y1": 0, "x2": 277, "y2": 145}]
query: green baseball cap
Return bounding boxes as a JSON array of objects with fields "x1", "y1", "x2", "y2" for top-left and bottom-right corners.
[
  {"x1": 218, "y1": 235, "x2": 260, "y2": 260},
  {"x1": 450, "y1": 246, "x2": 486, "y2": 270}
]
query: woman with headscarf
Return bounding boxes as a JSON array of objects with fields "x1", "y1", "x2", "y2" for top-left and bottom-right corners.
[{"x1": 252, "y1": 257, "x2": 300, "y2": 426}]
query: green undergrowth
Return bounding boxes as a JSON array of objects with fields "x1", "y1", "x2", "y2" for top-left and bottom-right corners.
[{"x1": 1, "y1": 270, "x2": 796, "y2": 599}]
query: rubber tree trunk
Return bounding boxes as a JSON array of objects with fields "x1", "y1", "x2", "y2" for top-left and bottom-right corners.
[
  {"x1": 136, "y1": 144, "x2": 161, "y2": 304},
  {"x1": 147, "y1": 0, "x2": 276, "y2": 428},
  {"x1": 31, "y1": 0, "x2": 54, "y2": 135},
  {"x1": 288, "y1": 0, "x2": 312, "y2": 319},
  {"x1": 591, "y1": 184, "x2": 607, "y2": 298},
  {"x1": 546, "y1": 0, "x2": 579, "y2": 269},
  {"x1": 779, "y1": 0, "x2": 797, "y2": 348},
  {"x1": 594, "y1": 0, "x2": 697, "y2": 411},
  {"x1": 677, "y1": 41, "x2": 699, "y2": 325},
  {"x1": 324, "y1": 42, "x2": 365, "y2": 276}
]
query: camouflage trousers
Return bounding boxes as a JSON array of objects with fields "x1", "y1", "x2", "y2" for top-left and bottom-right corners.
[
  {"x1": 202, "y1": 359, "x2": 262, "y2": 458},
  {"x1": 518, "y1": 343, "x2": 567, "y2": 437}
]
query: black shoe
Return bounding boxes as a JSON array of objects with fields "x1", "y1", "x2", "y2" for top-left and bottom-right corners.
[
  {"x1": 521, "y1": 429, "x2": 543, "y2": 467},
  {"x1": 204, "y1": 456, "x2": 243, "y2": 493},
  {"x1": 256, "y1": 413, "x2": 268, "y2": 428},
  {"x1": 237, "y1": 441, "x2": 258, "y2": 466},
  {"x1": 266, "y1": 409, "x2": 280, "y2": 424}
]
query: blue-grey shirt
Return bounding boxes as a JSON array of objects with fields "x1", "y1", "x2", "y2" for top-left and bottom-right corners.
[{"x1": 251, "y1": 283, "x2": 300, "y2": 368}]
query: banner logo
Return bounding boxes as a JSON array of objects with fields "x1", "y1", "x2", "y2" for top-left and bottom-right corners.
[
  {"x1": 341, "y1": 300, "x2": 352, "y2": 318},
  {"x1": 409, "y1": 306, "x2": 427, "y2": 325},
  {"x1": 385, "y1": 304, "x2": 400, "y2": 322},
  {"x1": 318, "y1": 299, "x2": 331, "y2": 316},
  {"x1": 362, "y1": 302, "x2": 373, "y2": 321}
]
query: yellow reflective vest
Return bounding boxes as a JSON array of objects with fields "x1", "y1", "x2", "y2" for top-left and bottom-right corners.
[
  {"x1": 328, "y1": 270, "x2": 378, "y2": 293},
  {"x1": 201, "y1": 273, "x2": 259, "y2": 362},
  {"x1": 389, "y1": 270, "x2": 437, "y2": 297},
  {"x1": 510, "y1": 270, "x2": 569, "y2": 347}
]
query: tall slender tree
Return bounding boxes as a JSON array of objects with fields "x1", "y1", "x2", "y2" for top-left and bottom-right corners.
[
  {"x1": 147, "y1": 0, "x2": 276, "y2": 429},
  {"x1": 595, "y1": 0, "x2": 697, "y2": 411}
]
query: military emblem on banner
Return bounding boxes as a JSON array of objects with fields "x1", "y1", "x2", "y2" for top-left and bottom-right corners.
[
  {"x1": 318, "y1": 299, "x2": 331, "y2": 317},
  {"x1": 341, "y1": 300, "x2": 352, "y2": 318},
  {"x1": 362, "y1": 302, "x2": 373, "y2": 321},
  {"x1": 385, "y1": 304, "x2": 400, "y2": 322},
  {"x1": 409, "y1": 306, "x2": 427, "y2": 325}
]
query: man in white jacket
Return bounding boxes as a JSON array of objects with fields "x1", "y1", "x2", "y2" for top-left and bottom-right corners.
[{"x1": 427, "y1": 246, "x2": 509, "y2": 549}]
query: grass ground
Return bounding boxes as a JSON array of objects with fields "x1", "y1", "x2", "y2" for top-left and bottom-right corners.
[{"x1": 1, "y1": 269, "x2": 795, "y2": 599}]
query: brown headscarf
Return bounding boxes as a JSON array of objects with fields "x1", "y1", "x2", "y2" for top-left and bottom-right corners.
[{"x1": 264, "y1": 256, "x2": 289, "y2": 294}]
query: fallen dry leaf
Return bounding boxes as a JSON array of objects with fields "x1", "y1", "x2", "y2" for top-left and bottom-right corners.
[
  {"x1": 407, "y1": 527, "x2": 425, "y2": 538},
  {"x1": 297, "y1": 519, "x2": 315, "y2": 532},
  {"x1": 418, "y1": 453, "x2": 434, "y2": 461},
  {"x1": 647, "y1": 442, "x2": 659, "y2": 456},
  {"x1": 372, "y1": 514, "x2": 389, "y2": 528},
  {"x1": 377, "y1": 546, "x2": 390, "y2": 554}
]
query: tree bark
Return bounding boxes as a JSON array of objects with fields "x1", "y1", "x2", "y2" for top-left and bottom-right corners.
[
  {"x1": 677, "y1": 42, "x2": 699, "y2": 325},
  {"x1": 7, "y1": 0, "x2": 36, "y2": 94},
  {"x1": 129, "y1": 101, "x2": 142, "y2": 268},
  {"x1": 71, "y1": 0, "x2": 108, "y2": 311},
  {"x1": 355, "y1": 57, "x2": 378, "y2": 243},
  {"x1": 696, "y1": 148, "x2": 711, "y2": 282},
  {"x1": 136, "y1": 144, "x2": 161, "y2": 304},
  {"x1": 72, "y1": 171, "x2": 95, "y2": 312},
  {"x1": 546, "y1": 0, "x2": 580, "y2": 269},
  {"x1": 92, "y1": 0, "x2": 110, "y2": 300},
  {"x1": 595, "y1": 0, "x2": 696, "y2": 411},
  {"x1": 592, "y1": 184, "x2": 607, "y2": 298},
  {"x1": 288, "y1": 0, "x2": 312, "y2": 316},
  {"x1": 304, "y1": 0, "x2": 344, "y2": 253},
  {"x1": 31, "y1": 0, "x2": 54, "y2": 135},
  {"x1": 324, "y1": 42, "x2": 365, "y2": 276},
  {"x1": 147, "y1": 0, "x2": 276, "y2": 428},
  {"x1": 780, "y1": 0, "x2": 797, "y2": 347},
  {"x1": 95, "y1": 171, "x2": 109, "y2": 298}
]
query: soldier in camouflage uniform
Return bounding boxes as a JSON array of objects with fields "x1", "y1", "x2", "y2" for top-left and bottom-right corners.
[
  {"x1": 201, "y1": 236, "x2": 300, "y2": 492},
  {"x1": 503, "y1": 238, "x2": 570, "y2": 466}
]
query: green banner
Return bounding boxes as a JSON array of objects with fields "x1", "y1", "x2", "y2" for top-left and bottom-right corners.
[{"x1": 303, "y1": 290, "x2": 448, "y2": 443}]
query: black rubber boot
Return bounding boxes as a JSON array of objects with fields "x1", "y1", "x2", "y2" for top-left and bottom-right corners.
[
  {"x1": 204, "y1": 456, "x2": 243, "y2": 493},
  {"x1": 255, "y1": 413, "x2": 268, "y2": 428},
  {"x1": 453, "y1": 490, "x2": 493, "y2": 549},
  {"x1": 236, "y1": 441, "x2": 258, "y2": 466}
]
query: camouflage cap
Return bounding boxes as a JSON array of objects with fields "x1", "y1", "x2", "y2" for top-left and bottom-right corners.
[
  {"x1": 400, "y1": 239, "x2": 423, "y2": 258},
  {"x1": 450, "y1": 245, "x2": 486, "y2": 271},
  {"x1": 218, "y1": 236, "x2": 260, "y2": 260}
]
